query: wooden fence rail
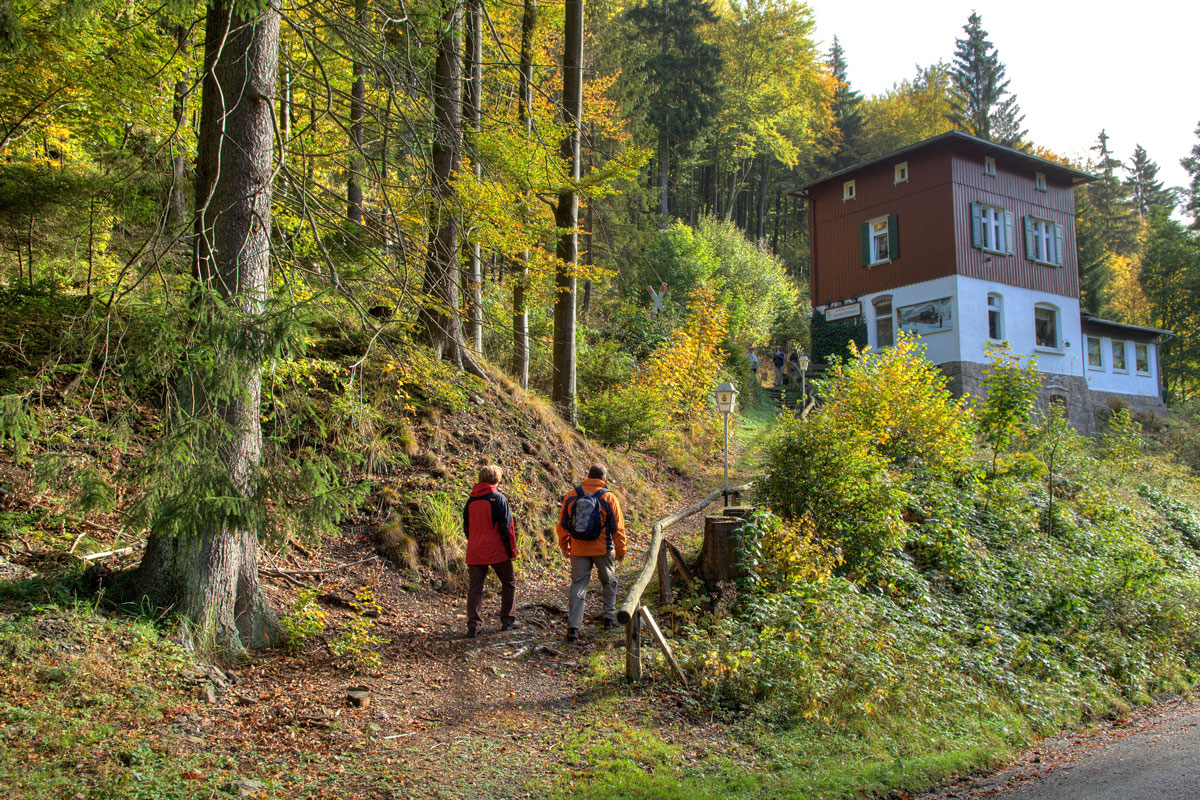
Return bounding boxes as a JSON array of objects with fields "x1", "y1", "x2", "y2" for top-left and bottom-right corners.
[{"x1": 618, "y1": 479, "x2": 755, "y2": 683}]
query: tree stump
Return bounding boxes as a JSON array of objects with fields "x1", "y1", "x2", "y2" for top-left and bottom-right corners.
[{"x1": 699, "y1": 509, "x2": 756, "y2": 585}]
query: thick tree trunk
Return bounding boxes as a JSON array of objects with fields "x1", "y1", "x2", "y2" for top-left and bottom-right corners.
[
  {"x1": 137, "y1": 0, "x2": 282, "y2": 658},
  {"x1": 463, "y1": 0, "x2": 483, "y2": 354},
  {"x1": 512, "y1": 0, "x2": 536, "y2": 389},
  {"x1": 552, "y1": 0, "x2": 583, "y2": 423},
  {"x1": 347, "y1": 0, "x2": 368, "y2": 223},
  {"x1": 419, "y1": 0, "x2": 465, "y2": 364}
]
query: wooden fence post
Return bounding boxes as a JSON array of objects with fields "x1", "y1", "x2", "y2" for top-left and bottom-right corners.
[
  {"x1": 657, "y1": 539, "x2": 672, "y2": 604},
  {"x1": 625, "y1": 610, "x2": 642, "y2": 681}
]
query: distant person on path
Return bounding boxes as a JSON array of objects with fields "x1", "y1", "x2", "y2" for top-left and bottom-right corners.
[
  {"x1": 646, "y1": 282, "x2": 667, "y2": 316},
  {"x1": 748, "y1": 348, "x2": 759, "y2": 382},
  {"x1": 463, "y1": 464, "x2": 520, "y2": 638},
  {"x1": 787, "y1": 347, "x2": 800, "y2": 387},
  {"x1": 772, "y1": 347, "x2": 785, "y2": 386},
  {"x1": 557, "y1": 463, "x2": 626, "y2": 642}
]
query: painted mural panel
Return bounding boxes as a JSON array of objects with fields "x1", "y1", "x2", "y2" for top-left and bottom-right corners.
[{"x1": 897, "y1": 297, "x2": 953, "y2": 336}]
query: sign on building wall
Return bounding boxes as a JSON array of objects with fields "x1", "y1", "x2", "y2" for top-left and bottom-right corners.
[
  {"x1": 897, "y1": 297, "x2": 953, "y2": 336},
  {"x1": 824, "y1": 302, "x2": 862, "y2": 322}
]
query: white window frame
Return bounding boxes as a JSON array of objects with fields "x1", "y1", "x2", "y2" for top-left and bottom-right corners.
[
  {"x1": 1035, "y1": 171, "x2": 1047, "y2": 192},
  {"x1": 981, "y1": 205, "x2": 1007, "y2": 254},
  {"x1": 894, "y1": 162, "x2": 909, "y2": 184},
  {"x1": 1112, "y1": 340, "x2": 1129, "y2": 373},
  {"x1": 873, "y1": 295, "x2": 894, "y2": 349},
  {"x1": 1034, "y1": 303, "x2": 1061, "y2": 351},
  {"x1": 1029, "y1": 218, "x2": 1057, "y2": 265},
  {"x1": 843, "y1": 180, "x2": 856, "y2": 201},
  {"x1": 1087, "y1": 336, "x2": 1104, "y2": 369},
  {"x1": 984, "y1": 156, "x2": 997, "y2": 177},
  {"x1": 987, "y1": 293, "x2": 1004, "y2": 340},
  {"x1": 1135, "y1": 343, "x2": 1151, "y2": 374},
  {"x1": 867, "y1": 216, "x2": 891, "y2": 266}
]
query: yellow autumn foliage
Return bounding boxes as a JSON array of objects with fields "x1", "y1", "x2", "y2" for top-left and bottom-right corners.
[{"x1": 634, "y1": 285, "x2": 729, "y2": 426}]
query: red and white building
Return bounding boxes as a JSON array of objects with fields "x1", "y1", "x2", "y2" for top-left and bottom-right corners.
[{"x1": 799, "y1": 131, "x2": 1169, "y2": 431}]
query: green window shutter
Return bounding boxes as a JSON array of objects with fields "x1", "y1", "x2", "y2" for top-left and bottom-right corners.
[
  {"x1": 970, "y1": 202, "x2": 983, "y2": 248},
  {"x1": 860, "y1": 222, "x2": 870, "y2": 266},
  {"x1": 1003, "y1": 210, "x2": 1015, "y2": 255},
  {"x1": 887, "y1": 214, "x2": 899, "y2": 260},
  {"x1": 1023, "y1": 216, "x2": 1035, "y2": 260},
  {"x1": 1053, "y1": 223, "x2": 1065, "y2": 267}
]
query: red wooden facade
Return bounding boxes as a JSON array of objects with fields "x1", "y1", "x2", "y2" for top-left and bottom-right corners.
[{"x1": 802, "y1": 132, "x2": 1091, "y2": 307}]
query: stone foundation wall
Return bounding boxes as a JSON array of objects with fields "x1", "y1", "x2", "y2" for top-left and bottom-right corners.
[{"x1": 937, "y1": 360, "x2": 1143, "y2": 435}]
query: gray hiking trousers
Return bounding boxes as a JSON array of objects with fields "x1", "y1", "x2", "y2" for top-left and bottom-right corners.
[{"x1": 568, "y1": 553, "x2": 618, "y2": 629}]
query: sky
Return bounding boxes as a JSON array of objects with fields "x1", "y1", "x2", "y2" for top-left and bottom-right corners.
[{"x1": 808, "y1": 0, "x2": 1199, "y2": 194}]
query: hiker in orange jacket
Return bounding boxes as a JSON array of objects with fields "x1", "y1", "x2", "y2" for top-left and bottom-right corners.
[
  {"x1": 556, "y1": 464, "x2": 626, "y2": 642},
  {"x1": 463, "y1": 464, "x2": 520, "y2": 638}
]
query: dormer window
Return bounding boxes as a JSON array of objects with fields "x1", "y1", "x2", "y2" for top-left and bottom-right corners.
[
  {"x1": 1035, "y1": 171, "x2": 1047, "y2": 192},
  {"x1": 843, "y1": 180, "x2": 856, "y2": 201},
  {"x1": 984, "y1": 156, "x2": 997, "y2": 177},
  {"x1": 894, "y1": 162, "x2": 909, "y2": 184}
]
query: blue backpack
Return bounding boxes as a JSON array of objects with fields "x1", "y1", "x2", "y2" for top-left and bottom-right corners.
[{"x1": 563, "y1": 486, "x2": 615, "y2": 542}]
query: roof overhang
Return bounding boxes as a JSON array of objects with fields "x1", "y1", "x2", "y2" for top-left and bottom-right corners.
[
  {"x1": 788, "y1": 130, "x2": 1095, "y2": 196},
  {"x1": 1080, "y1": 314, "x2": 1174, "y2": 341}
]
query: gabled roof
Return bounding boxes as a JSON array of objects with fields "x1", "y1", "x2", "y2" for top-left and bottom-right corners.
[
  {"x1": 792, "y1": 130, "x2": 1095, "y2": 194},
  {"x1": 1080, "y1": 313, "x2": 1174, "y2": 341}
]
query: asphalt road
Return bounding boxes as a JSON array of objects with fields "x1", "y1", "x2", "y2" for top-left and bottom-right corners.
[{"x1": 924, "y1": 695, "x2": 1200, "y2": 800}]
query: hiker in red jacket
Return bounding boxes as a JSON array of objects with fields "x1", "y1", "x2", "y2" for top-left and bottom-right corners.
[{"x1": 463, "y1": 464, "x2": 520, "y2": 638}]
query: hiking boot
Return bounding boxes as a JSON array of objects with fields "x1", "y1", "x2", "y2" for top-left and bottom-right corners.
[
  {"x1": 602, "y1": 617, "x2": 616, "y2": 630},
  {"x1": 467, "y1": 625, "x2": 478, "y2": 638},
  {"x1": 502, "y1": 620, "x2": 522, "y2": 631},
  {"x1": 566, "y1": 627, "x2": 579, "y2": 642}
]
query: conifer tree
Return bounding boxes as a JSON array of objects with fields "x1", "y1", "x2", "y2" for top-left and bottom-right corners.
[
  {"x1": 552, "y1": 0, "x2": 583, "y2": 422},
  {"x1": 827, "y1": 36, "x2": 863, "y2": 169},
  {"x1": 135, "y1": 0, "x2": 282, "y2": 658},
  {"x1": 626, "y1": 0, "x2": 721, "y2": 223},
  {"x1": 1183, "y1": 121, "x2": 1200, "y2": 229},
  {"x1": 1089, "y1": 130, "x2": 1138, "y2": 255},
  {"x1": 1125, "y1": 144, "x2": 1175, "y2": 217},
  {"x1": 947, "y1": 12, "x2": 1025, "y2": 147}
]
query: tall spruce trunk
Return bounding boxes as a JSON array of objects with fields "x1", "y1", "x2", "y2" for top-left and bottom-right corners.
[
  {"x1": 658, "y1": 131, "x2": 669, "y2": 226},
  {"x1": 552, "y1": 0, "x2": 583, "y2": 422},
  {"x1": 512, "y1": 0, "x2": 536, "y2": 388},
  {"x1": 135, "y1": 0, "x2": 282, "y2": 658},
  {"x1": 419, "y1": 0, "x2": 465, "y2": 364},
  {"x1": 347, "y1": 0, "x2": 368, "y2": 223},
  {"x1": 463, "y1": 0, "x2": 483, "y2": 354}
]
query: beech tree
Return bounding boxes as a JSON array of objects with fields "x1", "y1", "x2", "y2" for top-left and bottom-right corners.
[
  {"x1": 134, "y1": 0, "x2": 283, "y2": 657},
  {"x1": 552, "y1": 0, "x2": 583, "y2": 421}
]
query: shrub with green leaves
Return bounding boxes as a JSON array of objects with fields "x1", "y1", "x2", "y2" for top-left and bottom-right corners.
[{"x1": 579, "y1": 385, "x2": 668, "y2": 450}]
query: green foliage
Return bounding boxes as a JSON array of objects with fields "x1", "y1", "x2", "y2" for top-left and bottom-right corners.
[
  {"x1": 810, "y1": 310, "x2": 867, "y2": 366},
  {"x1": 577, "y1": 336, "x2": 637, "y2": 399},
  {"x1": 0, "y1": 393, "x2": 37, "y2": 458},
  {"x1": 328, "y1": 585, "x2": 386, "y2": 669},
  {"x1": 977, "y1": 341, "x2": 1039, "y2": 459},
  {"x1": 280, "y1": 587, "x2": 329, "y2": 647},
  {"x1": 580, "y1": 385, "x2": 668, "y2": 450},
  {"x1": 713, "y1": 332, "x2": 1200, "y2": 732}
]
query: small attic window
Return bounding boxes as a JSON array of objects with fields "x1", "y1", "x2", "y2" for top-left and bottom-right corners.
[
  {"x1": 894, "y1": 162, "x2": 909, "y2": 184},
  {"x1": 1035, "y1": 171, "x2": 1047, "y2": 192},
  {"x1": 843, "y1": 180, "x2": 856, "y2": 201},
  {"x1": 984, "y1": 156, "x2": 997, "y2": 177}
]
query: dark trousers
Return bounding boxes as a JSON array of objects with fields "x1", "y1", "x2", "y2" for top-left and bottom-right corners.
[{"x1": 467, "y1": 560, "x2": 516, "y2": 627}]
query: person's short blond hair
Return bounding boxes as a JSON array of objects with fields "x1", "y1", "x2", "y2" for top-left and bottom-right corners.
[{"x1": 478, "y1": 464, "x2": 503, "y2": 484}]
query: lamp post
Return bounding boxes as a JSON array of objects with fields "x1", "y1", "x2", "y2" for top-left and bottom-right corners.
[
  {"x1": 714, "y1": 382, "x2": 738, "y2": 506},
  {"x1": 797, "y1": 352, "x2": 810, "y2": 401}
]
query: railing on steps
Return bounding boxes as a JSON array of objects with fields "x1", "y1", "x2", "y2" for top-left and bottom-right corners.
[{"x1": 617, "y1": 479, "x2": 757, "y2": 684}]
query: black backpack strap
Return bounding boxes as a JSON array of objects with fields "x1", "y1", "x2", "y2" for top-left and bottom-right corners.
[{"x1": 592, "y1": 488, "x2": 617, "y2": 546}]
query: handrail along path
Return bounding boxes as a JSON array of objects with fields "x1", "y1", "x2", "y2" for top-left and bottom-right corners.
[{"x1": 618, "y1": 479, "x2": 755, "y2": 682}]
